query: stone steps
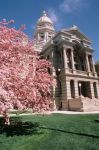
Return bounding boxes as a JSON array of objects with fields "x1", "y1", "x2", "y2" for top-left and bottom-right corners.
[{"x1": 82, "y1": 97, "x2": 99, "y2": 112}]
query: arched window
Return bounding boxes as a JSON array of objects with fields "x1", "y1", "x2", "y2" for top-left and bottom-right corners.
[{"x1": 40, "y1": 32, "x2": 44, "y2": 40}]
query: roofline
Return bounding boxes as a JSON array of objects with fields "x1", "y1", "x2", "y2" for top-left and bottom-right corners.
[{"x1": 61, "y1": 28, "x2": 91, "y2": 43}]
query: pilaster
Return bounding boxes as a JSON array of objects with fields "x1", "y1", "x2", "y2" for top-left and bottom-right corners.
[
  {"x1": 60, "y1": 77, "x2": 69, "y2": 110},
  {"x1": 37, "y1": 33, "x2": 40, "y2": 41},
  {"x1": 71, "y1": 48, "x2": 75, "y2": 72},
  {"x1": 96, "y1": 82, "x2": 99, "y2": 99},
  {"x1": 63, "y1": 46, "x2": 68, "y2": 72},
  {"x1": 66, "y1": 80, "x2": 71, "y2": 99},
  {"x1": 85, "y1": 53, "x2": 90, "y2": 74},
  {"x1": 92, "y1": 57, "x2": 97, "y2": 77},
  {"x1": 90, "y1": 82, "x2": 95, "y2": 99},
  {"x1": 74, "y1": 81, "x2": 79, "y2": 98}
]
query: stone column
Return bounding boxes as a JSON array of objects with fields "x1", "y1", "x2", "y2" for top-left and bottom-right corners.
[
  {"x1": 85, "y1": 53, "x2": 90, "y2": 73},
  {"x1": 96, "y1": 83, "x2": 99, "y2": 99},
  {"x1": 90, "y1": 82, "x2": 95, "y2": 99},
  {"x1": 63, "y1": 46, "x2": 68, "y2": 71},
  {"x1": 51, "y1": 50, "x2": 57, "y2": 110},
  {"x1": 60, "y1": 50, "x2": 64, "y2": 68},
  {"x1": 46, "y1": 32, "x2": 48, "y2": 41},
  {"x1": 91, "y1": 56, "x2": 97, "y2": 76},
  {"x1": 44, "y1": 32, "x2": 46, "y2": 42},
  {"x1": 71, "y1": 49, "x2": 75, "y2": 71},
  {"x1": 37, "y1": 33, "x2": 40, "y2": 41},
  {"x1": 74, "y1": 81, "x2": 79, "y2": 98}
]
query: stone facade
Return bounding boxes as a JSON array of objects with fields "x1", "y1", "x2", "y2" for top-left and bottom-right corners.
[
  {"x1": 34, "y1": 11, "x2": 99, "y2": 111},
  {"x1": 95, "y1": 62, "x2": 99, "y2": 77}
]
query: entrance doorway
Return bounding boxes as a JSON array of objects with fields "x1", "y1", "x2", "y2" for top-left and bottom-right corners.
[{"x1": 78, "y1": 81, "x2": 91, "y2": 98}]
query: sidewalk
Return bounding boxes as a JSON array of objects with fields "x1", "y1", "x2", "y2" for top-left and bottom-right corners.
[
  {"x1": 0, "y1": 110, "x2": 99, "y2": 117},
  {"x1": 52, "y1": 110, "x2": 99, "y2": 114}
]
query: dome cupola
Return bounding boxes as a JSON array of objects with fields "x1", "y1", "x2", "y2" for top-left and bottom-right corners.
[
  {"x1": 37, "y1": 11, "x2": 53, "y2": 25},
  {"x1": 34, "y1": 11, "x2": 55, "y2": 51}
]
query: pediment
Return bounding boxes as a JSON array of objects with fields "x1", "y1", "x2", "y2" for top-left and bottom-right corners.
[{"x1": 62, "y1": 27, "x2": 91, "y2": 43}]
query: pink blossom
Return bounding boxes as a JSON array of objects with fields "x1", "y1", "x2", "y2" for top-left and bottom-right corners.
[{"x1": 0, "y1": 19, "x2": 54, "y2": 124}]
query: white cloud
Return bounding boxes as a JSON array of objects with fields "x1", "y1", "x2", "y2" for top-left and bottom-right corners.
[
  {"x1": 59, "y1": 0, "x2": 87, "y2": 13},
  {"x1": 48, "y1": 8, "x2": 58, "y2": 24},
  {"x1": 48, "y1": 8, "x2": 63, "y2": 30}
]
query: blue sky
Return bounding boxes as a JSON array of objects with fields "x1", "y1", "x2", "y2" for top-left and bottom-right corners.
[{"x1": 0, "y1": 0, "x2": 99, "y2": 61}]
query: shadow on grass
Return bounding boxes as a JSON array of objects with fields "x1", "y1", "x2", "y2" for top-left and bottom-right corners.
[
  {"x1": 0, "y1": 117, "x2": 99, "y2": 138},
  {"x1": 94, "y1": 119, "x2": 99, "y2": 123},
  {"x1": 40, "y1": 126, "x2": 99, "y2": 139},
  {"x1": 0, "y1": 117, "x2": 40, "y2": 137}
]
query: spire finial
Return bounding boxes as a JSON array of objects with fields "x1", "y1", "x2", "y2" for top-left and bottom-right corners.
[
  {"x1": 43, "y1": 10, "x2": 47, "y2": 16},
  {"x1": 72, "y1": 25, "x2": 78, "y2": 30}
]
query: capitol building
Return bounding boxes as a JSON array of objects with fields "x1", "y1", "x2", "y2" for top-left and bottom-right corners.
[{"x1": 34, "y1": 11, "x2": 99, "y2": 111}]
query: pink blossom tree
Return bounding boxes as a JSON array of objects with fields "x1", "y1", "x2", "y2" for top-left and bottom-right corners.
[{"x1": 0, "y1": 19, "x2": 53, "y2": 124}]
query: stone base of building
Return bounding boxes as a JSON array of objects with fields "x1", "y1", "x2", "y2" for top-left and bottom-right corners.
[
  {"x1": 61, "y1": 100, "x2": 68, "y2": 110},
  {"x1": 56, "y1": 97, "x2": 99, "y2": 112},
  {"x1": 68, "y1": 98, "x2": 83, "y2": 111},
  {"x1": 62, "y1": 97, "x2": 99, "y2": 112}
]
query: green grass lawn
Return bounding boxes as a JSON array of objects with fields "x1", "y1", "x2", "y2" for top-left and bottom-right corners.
[{"x1": 0, "y1": 113, "x2": 99, "y2": 150}]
